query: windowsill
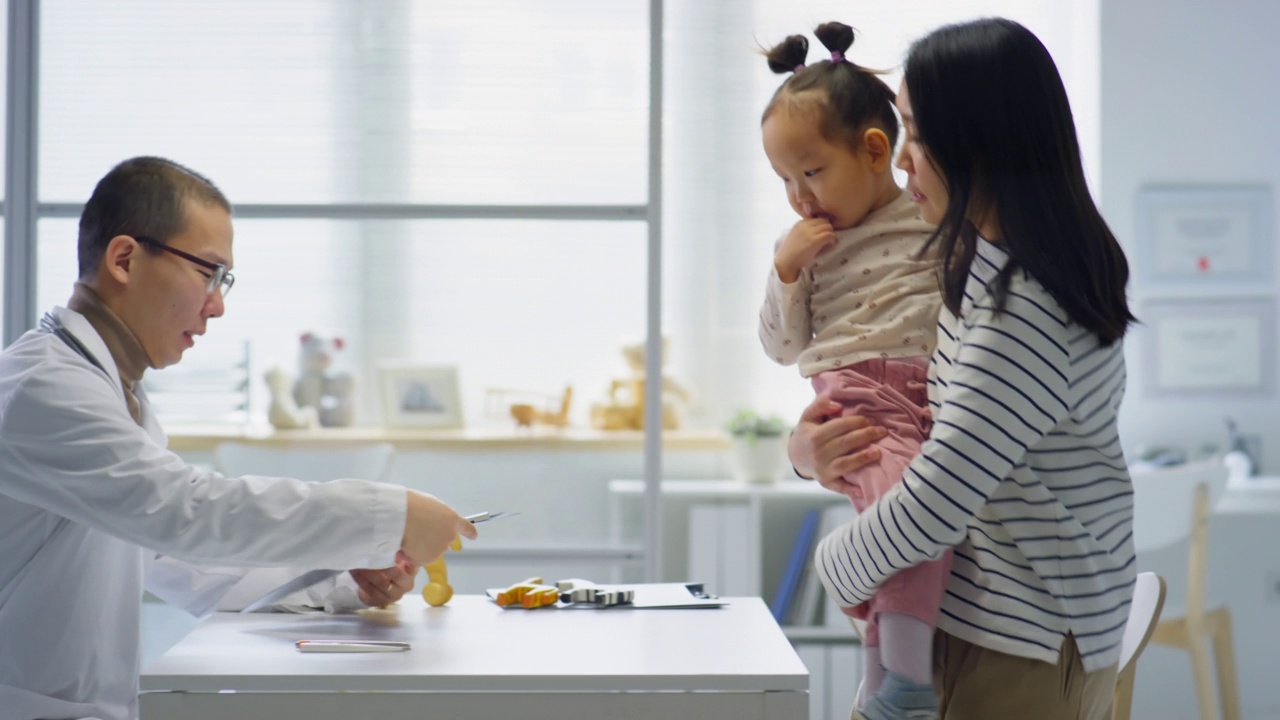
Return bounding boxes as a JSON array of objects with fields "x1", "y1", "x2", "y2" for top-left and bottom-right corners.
[{"x1": 160, "y1": 423, "x2": 732, "y2": 453}]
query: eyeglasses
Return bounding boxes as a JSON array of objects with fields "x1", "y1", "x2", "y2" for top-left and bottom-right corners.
[{"x1": 134, "y1": 235, "x2": 235, "y2": 297}]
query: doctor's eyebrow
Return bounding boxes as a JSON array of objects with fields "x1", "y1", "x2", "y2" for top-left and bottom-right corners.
[{"x1": 201, "y1": 251, "x2": 232, "y2": 268}]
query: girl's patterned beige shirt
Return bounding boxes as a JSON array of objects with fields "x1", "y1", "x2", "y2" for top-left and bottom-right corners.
[{"x1": 759, "y1": 189, "x2": 941, "y2": 378}]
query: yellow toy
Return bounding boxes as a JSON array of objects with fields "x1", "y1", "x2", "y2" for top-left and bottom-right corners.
[
  {"x1": 494, "y1": 576, "x2": 560, "y2": 609},
  {"x1": 589, "y1": 338, "x2": 691, "y2": 431},
  {"x1": 422, "y1": 537, "x2": 463, "y2": 607},
  {"x1": 510, "y1": 386, "x2": 573, "y2": 428}
]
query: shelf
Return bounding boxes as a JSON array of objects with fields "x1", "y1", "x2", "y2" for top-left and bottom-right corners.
[
  {"x1": 160, "y1": 424, "x2": 732, "y2": 453},
  {"x1": 446, "y1": 544, "x2": 646, "y2": 563},
  {"x1": 609, "y1": 478, "x2": 841, "y2": 499}
]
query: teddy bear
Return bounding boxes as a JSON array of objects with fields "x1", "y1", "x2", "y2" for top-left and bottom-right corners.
[
  {"x1": 292, "y1": 333, "x2": 357, "y2": 428},
  {"x1": 589, "y1": 338, "x2": 691, "y2": 430}
]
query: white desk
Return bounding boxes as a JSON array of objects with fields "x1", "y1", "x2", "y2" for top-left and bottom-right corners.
[{"x1": 140, "y1": 594, "x2": 808, "y2": 720}]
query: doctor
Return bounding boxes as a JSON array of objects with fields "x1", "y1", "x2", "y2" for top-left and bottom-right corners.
[{"x1": 0, "y1": 156, "x2": 478, "y2": 720}]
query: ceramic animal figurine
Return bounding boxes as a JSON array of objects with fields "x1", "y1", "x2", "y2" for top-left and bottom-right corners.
[
  {"x1": 293, "y1": 333, "x2": 356, "y2": 427},
  {"x1": 264, "y1": 365, "x2": 319, "y2": 430}
]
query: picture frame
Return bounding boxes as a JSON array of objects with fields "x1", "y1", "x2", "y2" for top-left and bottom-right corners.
[
  {"x1": 1140, "y1": 297, "x2": 1276, "y2": 398},
  {"x1": 378, "y1": 364, "x2": 464, "y2": 429},
  {"x1": 1134, "y1": 185, "x2": 1274, "y2": 291}
]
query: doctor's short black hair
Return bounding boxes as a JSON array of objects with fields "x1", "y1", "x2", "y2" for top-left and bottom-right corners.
[{"x1": 77, "y1": 156, "x2": 232, "y2": 279}]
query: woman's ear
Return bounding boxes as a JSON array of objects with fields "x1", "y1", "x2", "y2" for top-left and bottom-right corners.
[
  {"x1": 861, "y1": 128, "x2": 893, "y2": 172},
  {"x1": 102, "y1": 235, "x2": 139, "y2": 286}
]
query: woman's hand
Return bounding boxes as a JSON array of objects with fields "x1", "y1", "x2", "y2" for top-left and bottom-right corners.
[{"x1": 789, "y1": 394, "x2": 887, "y2": 498}]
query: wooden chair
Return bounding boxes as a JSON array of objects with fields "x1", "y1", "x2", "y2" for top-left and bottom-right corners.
[
  {"x1": 1131, "y1": 457, "x2": 1241, "y2": 720},
  {"x1": 1112, "y1": 572, "x2": 1166, "y2": 720}
]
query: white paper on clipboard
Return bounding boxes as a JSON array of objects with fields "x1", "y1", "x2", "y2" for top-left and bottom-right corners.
[{"x1": 626, "y1": 582, "x2": 726, "y2": 609}]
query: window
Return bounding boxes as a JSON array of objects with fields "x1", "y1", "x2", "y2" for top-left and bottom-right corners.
[
  {"x1": 37, "y1": 0, "x2": 650, "y2": 425},
  {"x1": 31, "y1": 0, "x2": 1099, "y2": 430}
]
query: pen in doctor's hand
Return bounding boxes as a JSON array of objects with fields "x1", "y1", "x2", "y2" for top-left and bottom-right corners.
[{"x1": 465, "y1": 511, "x2": 518, "y2": 524}]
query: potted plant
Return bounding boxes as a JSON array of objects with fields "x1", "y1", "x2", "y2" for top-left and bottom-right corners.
[{"x1": 725, "y1": 410, "x2": 789, "y2": 483}]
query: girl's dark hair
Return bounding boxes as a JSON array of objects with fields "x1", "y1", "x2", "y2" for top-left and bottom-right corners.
[
  {"x1": 905, "y1": 18, "x2": 1135, "y2": 344},
  {"x1": 761, "y1": 22, "x2": 898, "y2": 152}
]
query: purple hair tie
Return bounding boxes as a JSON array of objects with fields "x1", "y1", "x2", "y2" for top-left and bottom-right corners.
[
  {"x1": 831, "y1": 51, "x2": 845, "y2": 63},
  {"x1": 794, "y1": 63, "x2": 805, "y2": 73}
]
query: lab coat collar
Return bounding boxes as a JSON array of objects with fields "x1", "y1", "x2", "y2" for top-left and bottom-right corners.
[{"x1": 49, "y1": 305, "x2": 126, "y2": 402}]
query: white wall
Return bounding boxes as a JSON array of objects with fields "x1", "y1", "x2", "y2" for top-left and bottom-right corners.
[
  {"x1": 1101, "y1": 1, "x2": 1280, "y2": 716},
  {"x1": 1103, "y1": 0, "x2": 1280, "y2": 472}
]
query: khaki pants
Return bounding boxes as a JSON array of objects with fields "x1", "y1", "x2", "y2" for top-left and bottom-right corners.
[{"x1": 931, "y1": 631, "x2": 1117, "y2": 719}]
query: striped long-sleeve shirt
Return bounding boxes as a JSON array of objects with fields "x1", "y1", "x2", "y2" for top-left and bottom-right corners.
[{"x1": 815, "y1": 238, "x2": 1135, "y2": 671}]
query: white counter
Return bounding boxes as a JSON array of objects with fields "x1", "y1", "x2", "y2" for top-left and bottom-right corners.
[{"x1": 140, "y1": 594, "x2": 808, "y2": 719}]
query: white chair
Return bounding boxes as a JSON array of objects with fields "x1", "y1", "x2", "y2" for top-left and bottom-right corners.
[
  {"x1": 213, "y1": 442, "x2": 395, "y2": 484},
  {"x1": 1112, "y1": 572, "x2": 1166, "y2": 720},
  {"x1": 1131, "y1": 455, "x2": 1241, "y2": 720}
]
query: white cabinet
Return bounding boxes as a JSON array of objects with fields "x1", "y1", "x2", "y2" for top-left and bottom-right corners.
[
  {"x1": 609, "y1": 479, "x2": 864, "y2": 720},
  {"x1": 608, "y1": 479, "x2": 846, "y2": 599},
  {"x1": 795, "y1": 643, "x2": 862, "y2": 720}
]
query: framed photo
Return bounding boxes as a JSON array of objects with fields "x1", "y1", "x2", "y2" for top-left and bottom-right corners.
[
  {"x1": 1141, "y1": 298, "x2": 1276, "y2": 398},
  {"x1": 1134, "y1": 186, "x2": 1274, "y2": 290},
  {"x1": 378, "y1": 364, "x2": 463, "y2": 429}
]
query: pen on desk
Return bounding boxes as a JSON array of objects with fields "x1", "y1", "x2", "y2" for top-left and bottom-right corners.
[{"x1": 295, "y1": 640, "x2": 411, "y2": 653}]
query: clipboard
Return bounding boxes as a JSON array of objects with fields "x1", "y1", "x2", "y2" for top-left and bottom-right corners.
[{"x1": 626, "y1": 582, "x2": 727, "y2": 609}]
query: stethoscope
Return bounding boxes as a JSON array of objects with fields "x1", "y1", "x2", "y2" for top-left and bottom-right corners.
[{"x1": 39, "y1": 312, "x2": 108, "y2": 374}]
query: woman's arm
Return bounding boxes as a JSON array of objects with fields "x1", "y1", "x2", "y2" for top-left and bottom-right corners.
[{"x1": 815, "y1": 302, "x2": 1073, "y2": 608}]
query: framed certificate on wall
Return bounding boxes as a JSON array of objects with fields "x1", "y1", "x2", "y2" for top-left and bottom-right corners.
[
  {"x1": 1134, "y1": 186, "x2": 1274, "y2": 290},
  {"x1": 1141, "y1": 298, "x2": 1276, "y2": 397}
]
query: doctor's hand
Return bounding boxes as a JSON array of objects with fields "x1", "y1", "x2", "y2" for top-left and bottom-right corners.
[
  {"x1": 790, "y1": 394, "x2": 887, "y2": 499},
  {"x1": 400, "y1": 491, "x2": 478, "y2": 566},
  {"x1": 350, "y1": 551, "x2": 420, "y2": 608}
]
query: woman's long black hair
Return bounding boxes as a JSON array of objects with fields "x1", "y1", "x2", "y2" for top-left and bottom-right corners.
[{"x1": 905, "y1": 18, "x2": 1136, "y2": 344}]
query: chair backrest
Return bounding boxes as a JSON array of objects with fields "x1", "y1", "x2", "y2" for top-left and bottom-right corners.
[
  {"x1": 1118, "y1": 572, "x2": 1167, "y2": 673},
  {"x1": 213, "y1": 442, "x2": 396, "y2": 484},
  {"x1": 1130, "y1": 455, "x2": 1228, "y2": 553}
]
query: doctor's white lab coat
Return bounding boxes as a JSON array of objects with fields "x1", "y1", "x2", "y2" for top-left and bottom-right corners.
[{"x1": 0, "y1": 306, "x2": 408, "y2": 720}]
